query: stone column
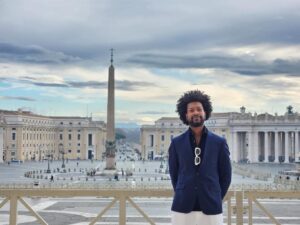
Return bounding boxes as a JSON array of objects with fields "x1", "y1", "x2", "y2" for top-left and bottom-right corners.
[
  {"x1": 232, "y1": 131, "x2": 238, "y2": 162},
  {"x1": 264, "y1": 131, "x2": 269, "y2": 162},
  {"x1": 274, "y1": 131, "x2": 279, "y2": 163},
  {"x1": 295, "y1": 131, "x2": 299, "y2": 162},
  {"x1": 284, "y1": 131, "x2": 289, "y2": 163},
  {"x1": 253, "y1": 131, "x2": 259, "y2": 163},
  {"x1": 247, "y1": 131, "x2": 253, "y2": 162}
]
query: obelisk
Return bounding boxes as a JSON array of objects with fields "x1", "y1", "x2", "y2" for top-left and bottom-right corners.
[{"x1": 105, "y1": 49, "x2": 116, "y2": 169}]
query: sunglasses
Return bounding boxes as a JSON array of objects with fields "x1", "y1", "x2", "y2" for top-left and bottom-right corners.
[{"x1": 194, "y1": 147, "x2": 201, "y2": 165}]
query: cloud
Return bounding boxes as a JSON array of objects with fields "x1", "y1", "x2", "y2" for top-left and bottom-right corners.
[
  {"x1": 32, "y1": 82, "x2": 69, "y2": 87},
  {"x1": 2, "y1": 75, "x2": 156, "y2": 91},
  {"x1": 1, "y1": 1, "x2": 300, "y2": 68},
  {"x1": 0, "y1": 42, "x2": 81, "y2": 65},
  {"x1": 67, "y1": 81, "x2": 106, "y2": 88},
  {"x1": 1, "y1": 1, "x2": 300, "y2": 121},
  {"x1": 67, "y1": 80, "x2": 155, "y2": 90},
  {"x1": 127, "y1": 53, "x2": 300, "y2": 76},
  {"x1": 0, "y1": 76, "x2": 8, "y2": 80},
  {"x1": 116, "y1": 80, "x2": 155, "y2": 91},
  {"x1": 137, "y1": 111, "x2": 169, "y2": 115},
  {"x1": 0, "y1": 96, "x2": 35, "y2": 101},
  {"x1": 19, "y1": 76, "x2": 38, "y2": 81}
]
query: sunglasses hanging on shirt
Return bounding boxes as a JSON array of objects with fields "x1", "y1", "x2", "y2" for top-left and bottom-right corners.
[{"x1": 194, "y1": 147, "x2": 201, "y2": 165}]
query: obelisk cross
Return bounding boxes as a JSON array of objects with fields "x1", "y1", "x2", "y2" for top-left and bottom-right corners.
[{"x1": 110, "y1": 48, "x2": 114, "y2": 65}]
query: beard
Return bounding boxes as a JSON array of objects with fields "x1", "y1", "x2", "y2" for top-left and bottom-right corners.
[{"x1": 188, "y1": 115, "x2": 205, "y2": 127}]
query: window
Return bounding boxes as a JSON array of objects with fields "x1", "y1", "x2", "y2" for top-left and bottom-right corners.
[
  {"x1": 150, "y1": 135, "x2": 154, "y2": 147},
  {"x1": 60, "y1": 122, "x2": 63, "y2": 125},
  {"x1": 77, "y1": 150, "x2": 80, "y2": 153},
  {"x1": 68, "y1": 149, "x2": 72, "y2": 153},
  {"x1": 68, "y1": 134, "x2": 71, "y2": 140},
  {"x1": 12, "y1": 128, "x2": 16, "y2": 130},
  {"x1": 12, "y1": 133, "x2": 16, "y2": 140},
  {"x1": 77, "y1": 134, "x2": 80, "y2": 140},
  {"x1": 60, "y1": 134, "x2": 63, "y2": 140},
  {"x1": 77, "y1": 143, "x2": 80, "y2": 146},
  {"x1": 88, "y1": 134, "x2": 92, "y2": 146},
  {"x1": 161, "y1": 135, "x2": 165, "y2": 141}
]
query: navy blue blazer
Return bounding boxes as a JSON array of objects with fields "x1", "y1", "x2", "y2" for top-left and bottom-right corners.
[{"x1": 168, "y1": 129, "x2": 231, "y2": 215}]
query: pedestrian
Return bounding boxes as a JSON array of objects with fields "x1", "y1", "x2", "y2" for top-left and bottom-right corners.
[
  {"x1": 114, "y1": 173, "x2": 119, "y2": 181},
  {"x1": 50, "y1": 175, "x2": 54, "y2": 182},
  {"x1": 168, "y1": 90, "x2": 232, "y2": 225}
]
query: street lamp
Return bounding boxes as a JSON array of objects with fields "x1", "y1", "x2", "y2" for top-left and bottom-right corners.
[
  {"x1": 46, "y1": 146, "x2": 51, "y2": 173},
  {"x1": 160, "y1": 149, "x2": 164, "y2": 169},
  {"x1": 165, "y1": 162, "x2": 169, "y2": 174},
  {"x1": 59, "y1": 144, "x2": 65, "y2": 169}
]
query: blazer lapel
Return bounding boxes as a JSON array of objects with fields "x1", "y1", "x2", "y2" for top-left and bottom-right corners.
[
  {"x1": 181, "y1": 130, "x2": 194, "y2": 165},
  {"x1": 199, "y1": 130, "x2": 212, "y2": 170}
]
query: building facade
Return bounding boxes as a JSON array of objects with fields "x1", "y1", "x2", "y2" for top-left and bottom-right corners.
[
  {"x1": 0, "y1": 109, "x2": 106, "y2": 163},
  {"x1": 140, "y1": 107, "x2": 300, "y2": 163}
]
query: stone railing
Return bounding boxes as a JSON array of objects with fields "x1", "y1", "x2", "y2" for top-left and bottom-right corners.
[{"x1": 1, "y1": 187, "x2": 300, "y2": 225}]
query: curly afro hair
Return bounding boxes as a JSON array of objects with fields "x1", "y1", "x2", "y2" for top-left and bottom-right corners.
[{"x1": 176, "y1": 90, "x2": 213, "y2": 125}]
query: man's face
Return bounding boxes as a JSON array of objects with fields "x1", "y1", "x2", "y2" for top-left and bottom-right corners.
[{"x1": 186, "y1": 102, "x2": 206, "y2": 127}]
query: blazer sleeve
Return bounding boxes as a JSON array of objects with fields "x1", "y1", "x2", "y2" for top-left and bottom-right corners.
[
  {"x1": 218, "y1": 139, "x2": 232, "y2": 199},
  {"x1": 168, "y1": 140, "x2": 178, "y2": 191}
]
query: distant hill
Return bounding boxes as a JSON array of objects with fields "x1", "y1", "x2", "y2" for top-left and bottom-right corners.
[
  {"x1": 116, "y1": 122, "x2": 140, "y2": 129},
  {"x1": 116, "y1": 127, "x2": 140, "y2": 144},
  {"x1": 115, "y1": 128, "x2": 126, "y2": 140}
]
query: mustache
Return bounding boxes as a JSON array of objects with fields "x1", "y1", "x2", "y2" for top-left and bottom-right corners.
[{"x1": 191, "y1": 115, "x2": 204, "y2": 119}]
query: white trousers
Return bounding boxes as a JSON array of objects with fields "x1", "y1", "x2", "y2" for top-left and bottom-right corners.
[{"x1": 171, "y1": 211, "x2": 223, "y2": 225}]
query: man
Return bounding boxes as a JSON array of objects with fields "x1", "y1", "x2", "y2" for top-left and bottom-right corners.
[{"x1": 168, "y1": 90, "x2": 231, "y2": 225}]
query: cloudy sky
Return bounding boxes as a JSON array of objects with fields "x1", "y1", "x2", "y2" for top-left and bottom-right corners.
[{"x1": 1, "y1": 0, "x2": 300, "y2": 125}]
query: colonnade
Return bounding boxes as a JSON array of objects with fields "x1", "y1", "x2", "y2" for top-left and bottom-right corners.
[{"x1": 231, "y1": 130, "x2": 300, "y2": 163}]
